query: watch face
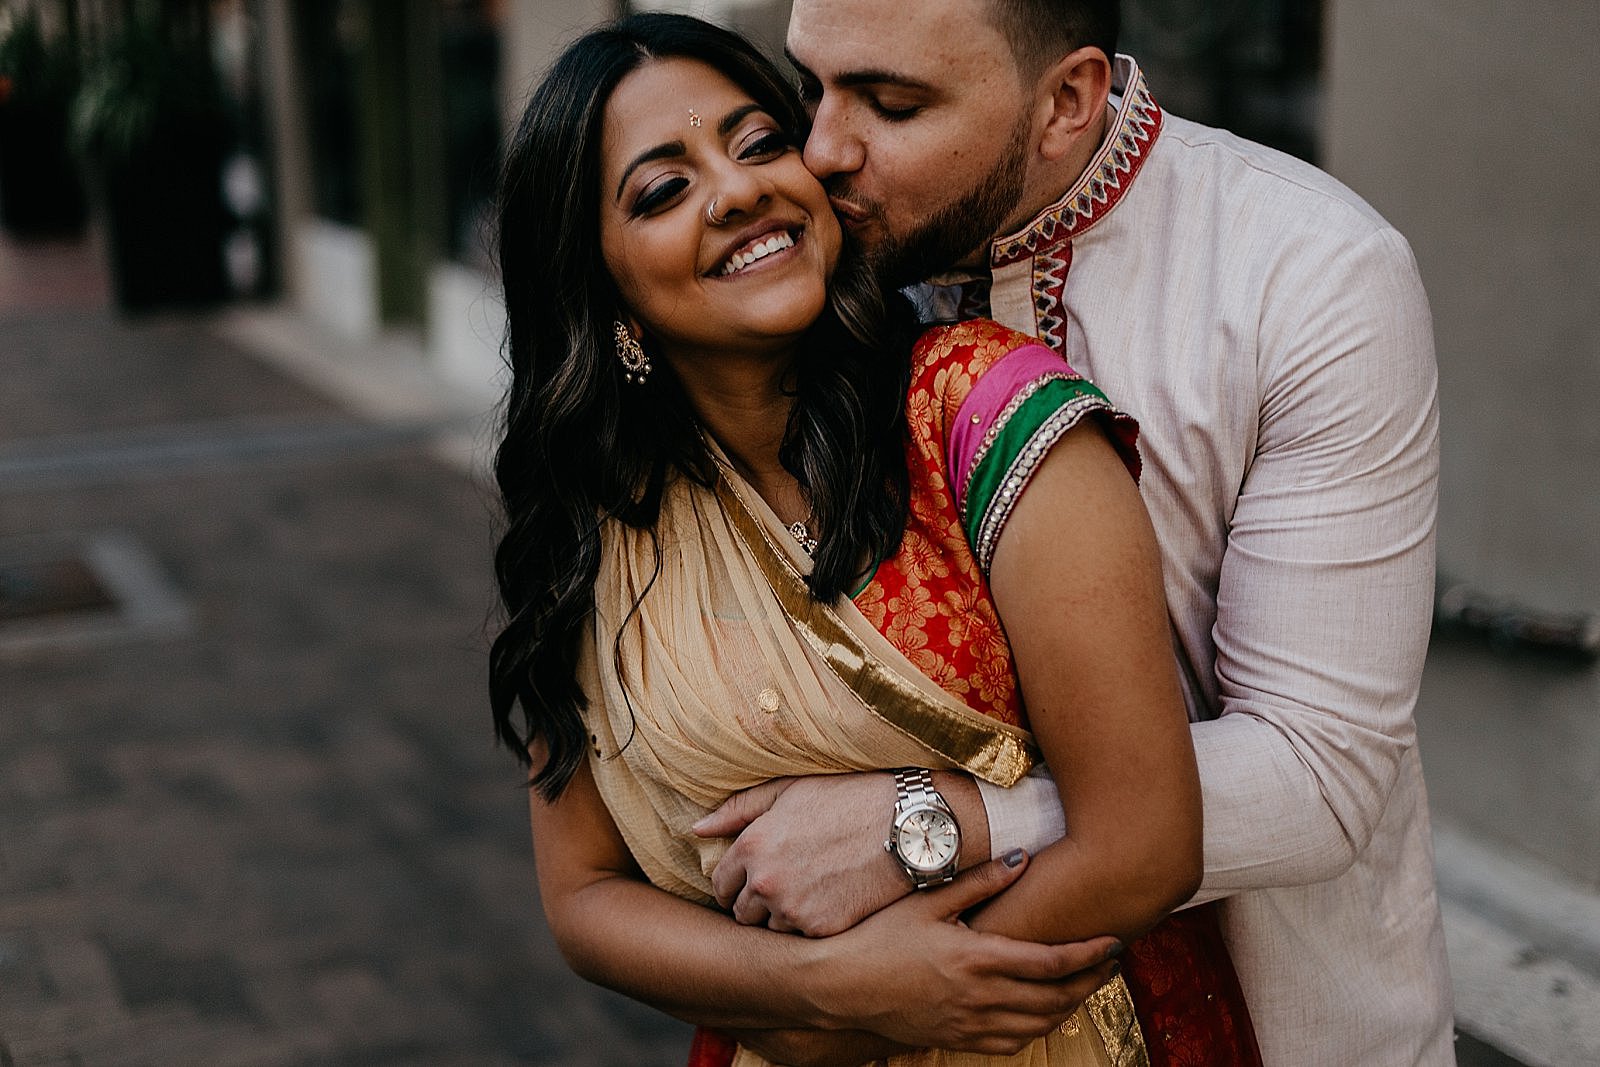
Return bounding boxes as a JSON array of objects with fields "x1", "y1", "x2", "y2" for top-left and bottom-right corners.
[{"x1": 895, "y1": 808, "x2": 959, "y2": 873}]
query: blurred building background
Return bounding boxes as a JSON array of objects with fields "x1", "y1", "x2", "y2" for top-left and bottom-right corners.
[{"x1": 0, "y1": 0, "x2": 1595, "y2": 1064}]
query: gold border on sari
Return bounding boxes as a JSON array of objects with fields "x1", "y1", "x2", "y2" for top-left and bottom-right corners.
[
  {"x1": 713, "y1": 469, "x2": 1040, "y2": 787},
  {"x1": 1086, "y1": 975, "x2": 1150, "y2": 1067}
]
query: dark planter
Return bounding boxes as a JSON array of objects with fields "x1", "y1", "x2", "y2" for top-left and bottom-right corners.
[
  {"x1": 98, "y1": 119, "x2": 228, "y2": 312},
  {"x1": 0, "y1": 97, "x2": 88, "y2": 237}
]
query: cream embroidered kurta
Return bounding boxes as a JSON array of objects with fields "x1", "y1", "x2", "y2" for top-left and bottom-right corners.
[{"x1": 941, "y1": 56, "x2": 1455, "y2": 1067}]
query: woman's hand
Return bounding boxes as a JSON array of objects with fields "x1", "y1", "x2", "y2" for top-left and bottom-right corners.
[
  {"x1": 799, "y1": 853, "x2": 1122, "y2": 1053},
  {"x1": 720, "y1": 856, "x2": 1123, "y2": 1063}
]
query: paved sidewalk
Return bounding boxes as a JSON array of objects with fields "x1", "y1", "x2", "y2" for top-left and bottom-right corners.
[{"x1": 0, "y1": 240, "x2": 692, "y2": 1065}]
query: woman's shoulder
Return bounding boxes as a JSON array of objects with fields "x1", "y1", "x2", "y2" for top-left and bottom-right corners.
[
  {"x1": 906, "y1": 321, "x2": 1143, "y2": 570},
  {"x1": 911, "y1": 318, "x2": 1061, "y2": 382},
  {"x1": 909, "y1": 318, "x2": 1097, "y2": 420}
]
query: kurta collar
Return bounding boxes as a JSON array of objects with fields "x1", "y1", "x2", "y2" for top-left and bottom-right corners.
[
  {"x1": 908, "y1": 56, "x2": 1162, "y2": 333},
  {"x1": 990, "y1": 55, "x2": 1163, "y2": 269}
]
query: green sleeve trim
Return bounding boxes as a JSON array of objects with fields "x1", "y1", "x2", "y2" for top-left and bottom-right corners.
[{"x1": 962, "y1": 378, "x2": 1128, "y2": 572}]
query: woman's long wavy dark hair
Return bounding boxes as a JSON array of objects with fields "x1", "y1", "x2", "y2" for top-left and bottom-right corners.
[{"x1": 490, "y1": 13, "x2": 915, "y2": 798}]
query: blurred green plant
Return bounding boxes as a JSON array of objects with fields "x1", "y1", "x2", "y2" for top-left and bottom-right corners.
[
  {"x1": 0, "y1": 6, "x2": 88, "y2": 236},
  {"x1": 0, "y1": 8, "x2": 78, "y2": 108},
  {"x1": 70, "y1": 9, "x2": 224, "y2": 164},
  {"x1": 67, "y1": 3, "x2": 231, "y2": 309}
]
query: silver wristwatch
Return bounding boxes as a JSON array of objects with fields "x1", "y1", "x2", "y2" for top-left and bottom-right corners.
[{"x1": 883, "y1": 767, "x2": 961, "y2": 889}]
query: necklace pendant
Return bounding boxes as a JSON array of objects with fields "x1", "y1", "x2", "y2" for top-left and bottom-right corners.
[{"x1": 787, "y1": 520, "x2": 818, "y2": 557}]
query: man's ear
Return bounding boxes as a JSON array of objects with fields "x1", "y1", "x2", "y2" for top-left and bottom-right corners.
[{"x1": 1034, "y1": 47, "x2": 1112, "y2": 163}]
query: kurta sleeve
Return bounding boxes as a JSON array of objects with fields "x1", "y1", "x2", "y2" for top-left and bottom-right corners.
[
  {"x1": 980, "y1": 227, "x2": 1440, "y2": 899},
  {"x1": 1189, "y1": 225, "x2": 1439, "y2": 899}
]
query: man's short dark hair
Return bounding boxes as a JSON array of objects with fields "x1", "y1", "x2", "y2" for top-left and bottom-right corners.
[{"x1": 987, "y1": 0, "x2": 1120, "y2": 75}]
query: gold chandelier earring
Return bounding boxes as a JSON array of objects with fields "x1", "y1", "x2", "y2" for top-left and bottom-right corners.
[{"x1": 612, "y1": 321, "x2": 651, "y2": 385}]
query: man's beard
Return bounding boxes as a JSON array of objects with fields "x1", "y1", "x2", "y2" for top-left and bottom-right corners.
[{"x1": 837, "y1": 113, "x2": 1032, "y2": 289}]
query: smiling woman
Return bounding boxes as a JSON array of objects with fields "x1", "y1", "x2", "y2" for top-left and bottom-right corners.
[{"x1": 490, "y1": 12, "x2": 914, "y2": 801}]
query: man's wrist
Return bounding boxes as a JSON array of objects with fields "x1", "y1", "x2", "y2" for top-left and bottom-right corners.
[
  {"x1": 974, "y1": 768, "x2": 1065, "y2": 860},
  {"x1": 929, "y1": 770, "x2": 990, "y2": 869}
]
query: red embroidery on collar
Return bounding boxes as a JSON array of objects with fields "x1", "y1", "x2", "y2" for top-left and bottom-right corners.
[
  {"x1": 1030, "y1": 242, "x2": 1074, "y2": 354},
  {"x1": 991, "y1": 59, "x2": 1163, "y2": 269}
]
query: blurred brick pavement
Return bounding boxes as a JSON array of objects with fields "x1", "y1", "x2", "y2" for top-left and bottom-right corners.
[
  {"x1": 0, "y1": 233, "x2": 109, "y2": 318},
  {"x1": 0, "y1": 237, "x2": 693, "y2": 1065}
]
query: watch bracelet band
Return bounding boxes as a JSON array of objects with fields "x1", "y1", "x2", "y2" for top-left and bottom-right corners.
[{"x1": 893, "y1": 767, "x2": 946, "y2": 814}]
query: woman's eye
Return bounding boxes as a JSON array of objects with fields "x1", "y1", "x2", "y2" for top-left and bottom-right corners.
[
  {"x1": 738, "y1": 131, "x2": 791, "y2": 160},
  {"x1": 634, "y1": 176, "x2": 688, "y2": 215}
]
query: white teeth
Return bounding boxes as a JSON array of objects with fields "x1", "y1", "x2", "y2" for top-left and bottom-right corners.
[{"x1": 720, "y1": 231, "x2": 796, "y2": 275}]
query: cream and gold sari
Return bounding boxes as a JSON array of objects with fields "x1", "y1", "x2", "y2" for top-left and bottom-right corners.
[{"x1": 576, "y1": 458, "x2": 1147, "y2": 1067}]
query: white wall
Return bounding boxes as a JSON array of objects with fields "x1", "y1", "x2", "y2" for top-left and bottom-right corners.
[
  {"x1": 429, "y1": 260, "x2": 506, "y2": 401},
  {"x1": 630, "y1": 0, "x2": 792, "y2": 54},
  {"x1": 499, "y1": 0, "x2": 620, "y2": 132},
  {"x1": 1323, "y1": 0, "x2": 1600, "y2": 617}
]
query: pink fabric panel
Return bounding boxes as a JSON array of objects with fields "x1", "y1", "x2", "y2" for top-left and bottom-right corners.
[{"x1": 947, "y1": 343, "x2": 1074, "y2": 509}]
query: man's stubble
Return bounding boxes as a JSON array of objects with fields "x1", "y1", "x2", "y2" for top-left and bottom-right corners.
[{"x1": 833, "y1": 109, "x2": 1033, "y2": 289}]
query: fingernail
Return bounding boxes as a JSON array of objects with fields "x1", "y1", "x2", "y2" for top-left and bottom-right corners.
[
  {"x1": 1106, "y1": 939, "x2": 1125, "y2": 958},
  {"x1": 1002, "y1": 848, "x2": 1026, "y2": 868},
  {"x1": 1109, "y1": 961, "x2": 1121, "y2": 977}
]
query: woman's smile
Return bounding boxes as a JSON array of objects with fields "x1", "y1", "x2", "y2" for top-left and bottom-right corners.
[{"x1": 712, "y1": 224, "x2": 802, "y2": 277}]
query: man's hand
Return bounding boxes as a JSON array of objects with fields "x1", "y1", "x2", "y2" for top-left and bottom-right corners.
[
  {"x1": 794, "y1": 854, "x2": 1121, "y2": 1054},
  {"x1": 697, "y1": 772, "x2": 945, "y2": 936},
  {"x1": 696, "y1": 773, "x2": 903, "y2": 935}
]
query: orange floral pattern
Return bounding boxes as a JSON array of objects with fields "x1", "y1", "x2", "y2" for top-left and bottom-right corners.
[{"x1": 852, "y1": 319, "x2": 1041, "y2": 727}]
